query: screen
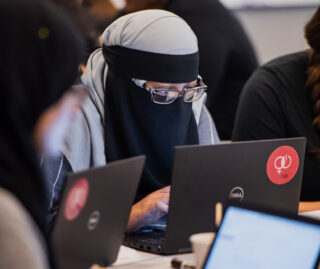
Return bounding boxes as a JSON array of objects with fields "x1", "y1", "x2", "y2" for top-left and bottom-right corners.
[
  {"x1": 220, "y1": 0, "x2": 319, "y2": 9},
  {"x1": 203, "y1": 206, "x2": 320, "y2": 269}
]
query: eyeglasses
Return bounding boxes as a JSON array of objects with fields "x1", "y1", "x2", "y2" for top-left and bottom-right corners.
[{"x1": 132, "y1": 75, "x2": 207, "y2": 105}]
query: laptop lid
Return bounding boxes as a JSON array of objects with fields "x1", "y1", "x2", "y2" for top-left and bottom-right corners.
[
  {"x1": 202, "y1": 203, "x2": 320, "y2": 269},
  {"x1": 51, "y1": 156, "x2": 145, "y2": 269},
  {"x1": 164, "y1": 137, "x2": 306, "y2": 253}
]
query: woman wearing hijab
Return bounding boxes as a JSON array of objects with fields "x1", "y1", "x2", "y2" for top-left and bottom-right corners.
[
  {"x1": 121, "y1": 0, "x2": 258, "y2": 140},
  {"x1": 0, "y1": 0, "x2": 85, "y2": 267},
  {"x1": 44, "y1": 10, "x2": 219, "y2": 231}
]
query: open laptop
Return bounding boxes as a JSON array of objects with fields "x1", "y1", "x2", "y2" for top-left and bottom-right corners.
[
  {"x1": 51, "y1": 156, "x2": 145, "y2": 269},
  {"x1": 202, "y1": 202, "x2": 320, "y2": 269},
  {"x1": 123, "y1": 137, "x2": 306, "y2": 254}
]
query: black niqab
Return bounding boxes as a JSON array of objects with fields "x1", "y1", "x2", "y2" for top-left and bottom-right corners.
[{"x1": 103, "y1": 45, "x2": 199, "y2": 201}]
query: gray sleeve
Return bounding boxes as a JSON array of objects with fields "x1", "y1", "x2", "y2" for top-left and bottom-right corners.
[
  {"x1": 41, "y1": 154, "x2": 72, "y2": 213},
  {"x1": 198, "y1": 105, "x2": 220, "y2": 145},
  {"x1": 0, "y1": 188, "x2": 50, "y2": 269}
]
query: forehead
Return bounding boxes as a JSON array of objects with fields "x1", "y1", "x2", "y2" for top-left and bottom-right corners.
[{"x1": 147, "y1": 80, "x2": 197, "y2": 88}]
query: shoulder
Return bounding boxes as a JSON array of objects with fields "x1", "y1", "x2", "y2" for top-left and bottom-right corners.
[
  {"x1": 0, "y1": 189, "x2": 42, "y2": 234},
  {"x1": 0, "y1": 189, "x2": 49, "y2": 269},
  {"x1": 243, "y1": 51, "x2": 308, "y2": 98},
  {"x1": 167, "y1": 0, "x2": 234, "y2": 20},
  {"x1": 263, "y1": 51, "x2": 308, "y2": 72},
  {"x1": 255, "y1": 51, "x2": 308, "y2": 84},
  {"x1": 0, "y1": 188, "x2": 27, "y2": 220}
]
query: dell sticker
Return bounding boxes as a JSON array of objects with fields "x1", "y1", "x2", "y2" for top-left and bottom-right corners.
[
  {"x1": 229, "y1": 187, "x2": 244, "y2": 201},
  {"x1": 87, "y1": 211, "x2": 101, "y2": 231}
]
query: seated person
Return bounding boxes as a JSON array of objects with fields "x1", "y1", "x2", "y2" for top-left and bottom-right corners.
[
  {"x1": 123, "y1": 0, "x2": 258, "y2": 139},
  {"x1": 0, "y1": 0, "x2": 86, "y2": 266},
  {"x1": 43, "y1": 10, "x2": 220, "y2": 231},
  {"x1": 232, "y1": 7, "x2": 320, "y2": 203}
]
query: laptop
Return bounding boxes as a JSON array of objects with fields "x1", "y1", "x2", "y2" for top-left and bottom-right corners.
[
  {"x1": 123, "y1": 138, "x2": 306, "y2": 254},
  {"x1": 202, "y1": 202, "x2": 320, "y2": 269},
  {"x1": 51, "y1": 156, "x2": 145, "y2": 269}
]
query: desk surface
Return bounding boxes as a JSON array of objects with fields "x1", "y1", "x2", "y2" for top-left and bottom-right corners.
[
  {"x1": 299, "y1": 201, "x2": 320, "y2": 213},
  {"x1": 111, "y1": 246, "x2": 195, "y2": 268},
  {"x1": 101, "y1": 207, "x2": 320, "y2": 269}
]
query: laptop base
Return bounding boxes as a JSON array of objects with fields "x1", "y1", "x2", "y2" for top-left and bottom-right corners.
[
  {"x1": 123, "y1": 228, "x2": 192, "y2": 255},
  {"x1": 123, "y1": 230, "x2": 166, "y2": 254}
]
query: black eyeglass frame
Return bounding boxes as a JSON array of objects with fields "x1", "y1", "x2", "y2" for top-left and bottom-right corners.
[{"x1": 132, "y1": 75, "x2": 207, "y2": 105}]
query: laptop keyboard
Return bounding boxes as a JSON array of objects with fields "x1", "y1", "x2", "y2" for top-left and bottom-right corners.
[
  {"x1": 138, "y1": 235, "x2": 165, "y2": 245},
  {"x1": 124, "y1": 230, "x2": 165, "y2": 246}
]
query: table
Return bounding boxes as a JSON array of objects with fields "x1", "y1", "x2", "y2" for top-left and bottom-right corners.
[
  {"x1": 111, "y1": 246, "x2": 195, "y2": 268},
  {"x1": 92, "y1": 205, "x2": 320, "y2": 269},
  {"x1": 299, "y1": 201, "x2": 320, "y2": 213}
]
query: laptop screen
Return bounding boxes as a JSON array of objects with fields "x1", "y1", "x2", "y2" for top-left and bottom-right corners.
[{"x1": 203, "y1": 206, "x2": 320, "y2": 269}]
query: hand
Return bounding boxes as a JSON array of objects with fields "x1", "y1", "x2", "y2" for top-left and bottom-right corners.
[{"x1": 126, "y1": 186, "x2": 170, "y2": 232}]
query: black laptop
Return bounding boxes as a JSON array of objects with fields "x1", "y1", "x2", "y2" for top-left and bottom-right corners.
[
  {"x1": 123, "y1": 138, "x2": 306, "y2": 254},
  {"x1": 202, "y1": 202, "x2": 320, "y2": 269},
  {"x1": 51, "y1": 156, "x2": 145, "y2": 269}
]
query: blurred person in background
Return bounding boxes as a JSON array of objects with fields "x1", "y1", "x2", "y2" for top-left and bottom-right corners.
[
  {"x1": 53, "y1": 0, "x2": 122, "y2": 62},
  {"x1": 0, "y1": 0, "x2": 86, "y2": 267},
  {"x1": 232, "y1": 7, "x2": 320, "y2": 206},
  {"x1": 52, "y1": 0, "x2": 100, "y2": 61}
]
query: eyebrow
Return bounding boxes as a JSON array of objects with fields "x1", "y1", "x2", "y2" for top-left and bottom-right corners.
[
  {"x1": 186, "y1": 82, "x2": 197, "y2": 88},
  {"x1": 151, "y1": 81, "x2": 197, "y2": 90}
]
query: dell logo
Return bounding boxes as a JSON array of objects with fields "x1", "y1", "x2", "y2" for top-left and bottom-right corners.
[
  {"x1": 229, "y1": 187, "x2": 244, "y2": 201},
  {"x1": 87, "y1": 211, "x2": 100, "y2": 231}
]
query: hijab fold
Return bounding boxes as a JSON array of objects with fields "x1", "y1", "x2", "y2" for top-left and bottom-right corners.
[{"x1": 103, "y1": 45, "x2": 199, "y2": 83}]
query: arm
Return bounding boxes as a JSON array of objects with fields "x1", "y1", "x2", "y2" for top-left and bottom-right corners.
[{"x1": 41, "y1": 154, "x2": 72, "y2": 230}]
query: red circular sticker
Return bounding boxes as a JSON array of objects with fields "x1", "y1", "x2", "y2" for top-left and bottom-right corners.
[
  {"x1": 266, "y1": 146, "x2": 299, "y2": 185},
  {"x1": 64, "y1": 178, "x2": 89, "y2": 221}
]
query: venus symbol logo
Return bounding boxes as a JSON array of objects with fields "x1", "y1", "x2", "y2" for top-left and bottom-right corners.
[
  {"x1": 266, "y1": 146, "x2": 299, "y2": 185},
  {"x1": 274, "y1": 155, "x2": 292, "y2": 174}
]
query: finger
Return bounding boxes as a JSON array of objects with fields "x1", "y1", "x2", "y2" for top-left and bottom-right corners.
[
  {"x1": 157, "y1": 201, "x2": 169, "y2": 214},
  {"x1": 158, "y1": 193, "x2": 170, "y2": 204},
  {"x1": 161, "y1": 197, "x2": 169, "y2": 205},
  {"x1": 159, "y1": 185, "x2": 171, "y2": 193}
]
